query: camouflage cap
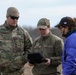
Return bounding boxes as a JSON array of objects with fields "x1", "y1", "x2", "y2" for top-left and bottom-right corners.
[
  {"x1": 37, "y1": 18, "x2": 50, "y2": 29},
  {"x1": 6, "y1": 7, "x2": 19, "y2": 17}
]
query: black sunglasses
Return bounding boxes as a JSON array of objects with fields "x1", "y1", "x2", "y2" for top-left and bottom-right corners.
[
  {"x1": 10, "y1": 15, "x2": 19, "y2": 20},
  {"x1": 39, "y1": 28, "x2": 46, "y2": 30}
]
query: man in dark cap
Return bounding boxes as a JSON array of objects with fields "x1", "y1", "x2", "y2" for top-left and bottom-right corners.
[
  {"x1": 0, "y1": 7, "x2": 33, "y2": 75},
  {"x1": 55, "y1": 16, "x2": 76, "y2": 75},
  {"x1": 28, "y1": 18, "x2": 64, "y2": 75}
]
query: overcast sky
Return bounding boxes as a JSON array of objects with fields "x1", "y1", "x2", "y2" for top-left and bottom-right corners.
[{"x1": 0, "y1": 0, "x2": 76, "y2": 28}]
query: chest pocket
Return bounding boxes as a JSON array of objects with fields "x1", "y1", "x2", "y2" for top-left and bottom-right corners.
[
  {"x1": 33, "y1": 44, "x2": 54, "y2": 57},
  {"x1": 33, "y1": 45, "x2": 41, "y2": 53},
  {"x1": 12, "y1": 28, "x2": 24, "y2": 52},
  {"x1": 43, "y1": 45, "x2": 54, "y2": 57}
]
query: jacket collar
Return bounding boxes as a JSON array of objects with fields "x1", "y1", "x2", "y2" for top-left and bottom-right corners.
[
  {"x1": 66, "y1": 30, "x2": 76, "y2": 38},
  {"x1": 4, "y1": 21, "x2": 18, "y2": 30}
]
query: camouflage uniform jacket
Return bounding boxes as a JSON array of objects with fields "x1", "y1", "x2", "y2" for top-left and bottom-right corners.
[
  {"x1": 0, "y1": 21, "x2": 32, "y2": 72},
  {"x1": 31, "y1": 31, "x2": 64, "y2": 75}
]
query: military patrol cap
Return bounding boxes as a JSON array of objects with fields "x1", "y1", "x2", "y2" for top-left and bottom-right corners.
[
  {"x1": 37, "y1": 18, "x2": 50, "y2": 29},
  {"x1": 6, "y1": 7, "x2": 19, "y2": 17},
  {"x1": 55, "y1": 16, "x2": 75, "y2": 27}
]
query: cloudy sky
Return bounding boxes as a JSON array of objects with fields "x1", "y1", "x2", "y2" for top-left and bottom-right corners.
[{"x1": 0, "y1": 0, "x2": 76, "y2": 28}]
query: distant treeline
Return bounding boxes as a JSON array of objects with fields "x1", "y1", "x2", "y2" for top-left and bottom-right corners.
[{"x1": 23, "y1": 26, "x2": 65, "y2": 41}]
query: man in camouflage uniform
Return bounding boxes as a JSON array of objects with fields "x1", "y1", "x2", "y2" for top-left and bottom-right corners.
[
  {"x1": 28, "y1": 18, "x2": 64, "y2": 75},
  {"x1": 0, "y1": 7, "x2": 32, "y2": 75}
]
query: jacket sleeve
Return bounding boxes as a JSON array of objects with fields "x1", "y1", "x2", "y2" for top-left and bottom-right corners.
[
  {"x1": 62, "y1": 37, "x2": 76, "y2": 75},
  {"x1": 23, "y1": 29, "x2": 33, "y2": 62},
  {"x1": 50, "y1": 39, "x2": 64, "y2": 66},
  {"x1": 23, "y1": 29, "x2": 33, "y2": 52}
]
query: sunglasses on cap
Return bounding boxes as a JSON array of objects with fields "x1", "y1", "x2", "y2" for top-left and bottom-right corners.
[{"x1": 10, "y1": 15, "x2": 19, "y2": 20}]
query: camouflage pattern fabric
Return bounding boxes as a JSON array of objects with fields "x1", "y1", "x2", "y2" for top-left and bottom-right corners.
[
  {"x1": 0, "y1": 69, "x2": 23, "y2": 75},
  {"x1": 0, "y1": 21, "x2": 32, "y2": 74}
]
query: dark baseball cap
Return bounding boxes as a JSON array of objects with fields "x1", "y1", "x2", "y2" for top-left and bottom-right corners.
[{"x1": 55, "y1": 17, "x2": 75, "y2": 27}]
